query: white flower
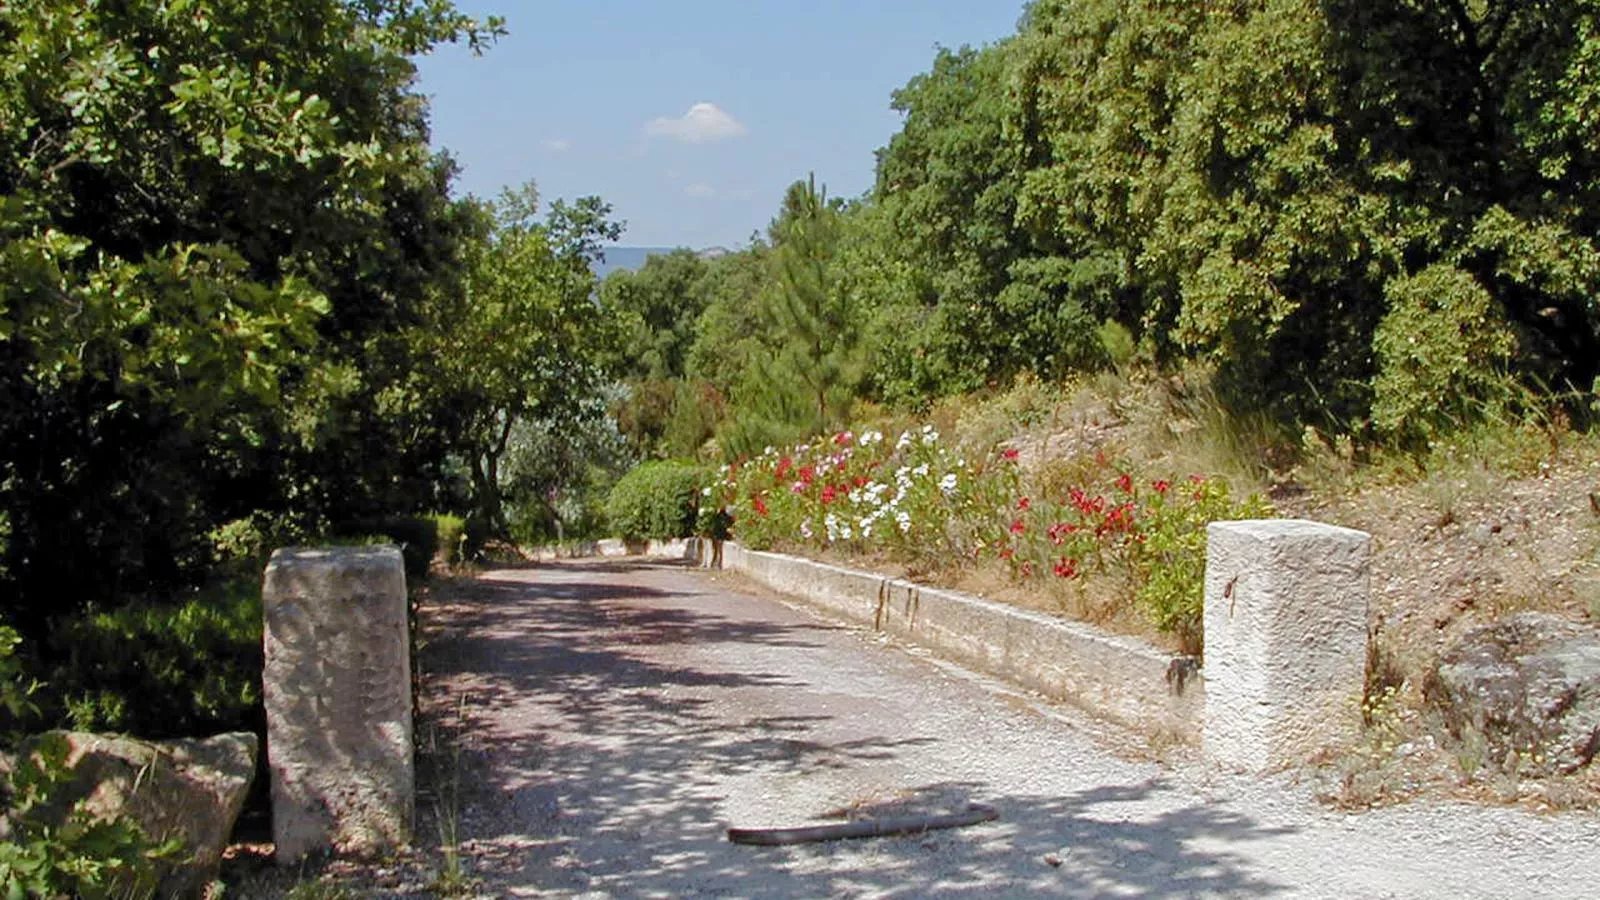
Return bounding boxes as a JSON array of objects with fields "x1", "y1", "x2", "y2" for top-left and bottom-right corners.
[
  {"x1": 824, "y1": 513, "x2": 840, "y2": 543},
  {"x1": 896, "y1": 510, "x2": 911, "y2": 533},
  {"x1": 702, "y1": 486, "x2": 713, "y2": 497},
  {"x1": 800, "y1": 519, "x2": 814, "y2": 540},
  {"x1": 939, "y1": 473, "x2": 959, "y2": 495},
  {"x1": 921, "y1": 429, "x2": 940, "y2": 446},
  {"x1": 841, "y1": 524, "x2": 854, "y2": 541},
  {"x1": 913, "y1": 463, "x2": 930, "y2": 477},
  {"x1": 896, "y1": 431, "x2": 912, "y2": 451}
]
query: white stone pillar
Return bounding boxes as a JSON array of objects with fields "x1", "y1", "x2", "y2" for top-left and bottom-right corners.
[
  {"x1": 1203, "y1": 520, "x2": 1371, "y2": 771},
  {"x1": 263, "y1": 546, "x2": 413, "y2": 862}
]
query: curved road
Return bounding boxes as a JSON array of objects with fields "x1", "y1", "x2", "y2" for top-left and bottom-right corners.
[{"x1": 420, "y1": 558, "x2": 1599, "y2": 898}]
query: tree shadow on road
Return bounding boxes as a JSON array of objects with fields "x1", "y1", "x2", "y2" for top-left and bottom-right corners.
[{"x1": 417, "y1": 567, "x2": 1297, "y2": 898}]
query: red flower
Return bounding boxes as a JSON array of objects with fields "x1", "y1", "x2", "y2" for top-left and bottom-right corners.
[
  {"x1": 853, "y1": 475, "x2": 870, "y2": 488},
  {"x1": 775, "y1": 457, "x2": 793, "y2": 479},
  {"x1": 1152, "y1": 479, "x2": 1171, "y2": 495},
  {"x1": 821, "y1": 485, "x2": 838, "y2": 505},
  {"x1": 753, "y1": 496, "x2": 768, "y2": 517},
  {"x1": 798, "y1": 465, "x2": 816, "y2": 485},
  {"x1": 1047, "y1": 522, "x2": 1078, "y2": 545},
  {"x1": 999, "y1": 547, "x2": 1015, "y2": 561},
  {"x1": 1016, "y1": 496, "x2": 1031, "y2": 511},
  {"x1": 1019, "y1": 562, "x2": 1034, "y2": 579},
  {"x1": 1053, "y1": 558, "x2": 1079, "y2": 579},
  {"x1": 1009, "y1": 518, "x2": 1026, "y2": 535},
  {"x1": 1002, "y1": 448, "x2": 1020, "y2": 462},
  {"x1": 1115, "y1": 473, "x2": 1133, "y2": 493},
  {"x1": 834, "y1": 431, "x2": 853, "y2": 446}
]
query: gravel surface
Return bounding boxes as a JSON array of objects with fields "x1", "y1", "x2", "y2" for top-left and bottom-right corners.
[{"x1": 415, "y1": 558, "x2": 1600, "y2": 898}]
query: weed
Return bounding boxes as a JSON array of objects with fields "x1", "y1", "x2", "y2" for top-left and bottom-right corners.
[{"x1": 423, "y1": 694, "x2": 477, "y2": 897}]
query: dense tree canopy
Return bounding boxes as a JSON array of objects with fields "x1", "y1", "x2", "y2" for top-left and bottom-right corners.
[{"x1": 0, "y1": 0, "x2": 504, "y2": 637}]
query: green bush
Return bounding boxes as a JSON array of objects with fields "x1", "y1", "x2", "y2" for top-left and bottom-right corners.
[
  {"x1": 428, "y1": 513, "x2": 467, "y2": 566},
  {"x1": 41, "y1": 576, "x2": 262, "y2": 739},
  {"x1": 340, "y1": 517, "x2": 438, "y2": 581},
  {"x1": 605, "y1": 461, "x2": 703, "y2": 542},
  {"x1": 1372, "y1": 264, "x2": 1519, "y2": 443}
]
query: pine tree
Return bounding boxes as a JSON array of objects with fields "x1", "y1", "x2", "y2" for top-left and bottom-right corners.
[{"x1": 745, "y1": 175, "x2": 866, "y2": 441}]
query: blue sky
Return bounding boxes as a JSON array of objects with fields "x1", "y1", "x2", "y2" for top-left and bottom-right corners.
[{"x1": 412, "y1": 1, "x2": 1028, "y2": 249}]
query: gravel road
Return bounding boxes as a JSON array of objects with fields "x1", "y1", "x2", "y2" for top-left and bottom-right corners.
[{"x1": 419, "y1": 558, "x2": 1600, "y2": 899}]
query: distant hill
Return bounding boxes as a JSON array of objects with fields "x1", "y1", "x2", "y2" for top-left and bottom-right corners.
[{"x1": 590, "y1": 245, "x2": 734, "y2": 280}]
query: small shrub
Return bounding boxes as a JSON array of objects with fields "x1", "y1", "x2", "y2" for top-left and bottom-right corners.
[
  {"x1": 428, "y1": 513, "x2": 467, "y2": 567},
  {"x1": 341, "y1": 517, "x2": 438, "y2": 580},
  {"x1": 606, "y1": 461, "x2": 703, "y2": 541},
  {"x1": 41, "y1": 577, "x2": 262, "y2": 738},
  {"x1": 1372, "y1": 264, "x2": 1518, "y2": 443}
]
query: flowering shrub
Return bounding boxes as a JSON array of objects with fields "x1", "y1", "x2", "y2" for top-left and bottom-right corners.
[
  {"x1": 995, "y1": 469, "x2": 1271, "y2": 652},
  {"x1": 705, "y1": 429, "x2": 1271, "y2": 652},
  {"x1": 702, "y1": 426, "x2": 1015, "y2": 564}
]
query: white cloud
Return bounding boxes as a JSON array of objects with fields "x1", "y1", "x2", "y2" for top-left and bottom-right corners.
[
  {"x1": 645, "y1": 102, "x2": 747, "y2": 144},
  {"x1": 540, "y1": 137, "x2": 572, "y2": 153},
  {"x1": 684, "y1": 183, "x2": 716, "y2": 197}
]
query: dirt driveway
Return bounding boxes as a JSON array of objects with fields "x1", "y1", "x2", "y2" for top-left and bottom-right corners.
[{"x1": 416, "y1": 558, "x2": 1600, "y2": 898}]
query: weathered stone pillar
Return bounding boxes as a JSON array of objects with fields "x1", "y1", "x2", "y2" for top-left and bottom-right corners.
[
  {"x1": 263, "y1": 546, "x2": 412, "y2": 862},
  {"x1": 1203, "y1": 520, "x2": 1371, "y2": 771}
]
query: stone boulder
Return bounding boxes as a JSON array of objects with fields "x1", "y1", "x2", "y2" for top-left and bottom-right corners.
[
  {"x1": 2, "y1": 731, "x2": 258, "y2": 898},
  {"x1": 1428, "y1": 613, "x2": 1600, "y2": 776}
]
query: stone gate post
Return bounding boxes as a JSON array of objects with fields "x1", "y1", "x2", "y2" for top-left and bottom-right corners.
[
  {"x1": 263, "y1": 546, "x2": 413, "y2": 862},
  {"x1": 1203, "y1": 520, "x2": 1371, "y2": 771}
]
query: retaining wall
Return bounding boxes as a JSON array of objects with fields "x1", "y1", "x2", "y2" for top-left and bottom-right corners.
[{"x1": 705, "y1": 541, "x2": 1203, "y2": 742}]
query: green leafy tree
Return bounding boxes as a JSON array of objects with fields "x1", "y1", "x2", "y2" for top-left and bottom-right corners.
[
  {"x1": 0, "y1": 0, "x2": 503, "y2": 641},
  {"x1": 403, "y1": 184, "x2": 621, "y2": 536}
]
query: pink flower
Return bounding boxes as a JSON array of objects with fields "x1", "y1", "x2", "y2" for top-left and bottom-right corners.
[
  {"x1": 1002, "y1": 448, "x2": 1020, "y2": 462},
  {"x1": 1009, "y1": 518, "x2": 1026, "y2": 535},
  {"x1": 1115, "y1": 474, "x2": 1133, "y2": 493},
  {"x1": 1016, "y1": 496, "x2": 1031, "y2": 511}
]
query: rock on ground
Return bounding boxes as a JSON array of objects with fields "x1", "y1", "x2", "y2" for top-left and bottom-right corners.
[
  {"x1": 1428, "y1": 613, "x2": 1600, "y2": 776},
  {"x1": 5, "y1": 730, "x2": 258, "y2": 898}
]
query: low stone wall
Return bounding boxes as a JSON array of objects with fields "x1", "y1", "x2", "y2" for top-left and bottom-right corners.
[
  {"x1": 707, "y1": 542, "x2": 1203, "y2": 742},
  {"x1": 528, "y1": 538, "x2": 701, "y2": 561}
]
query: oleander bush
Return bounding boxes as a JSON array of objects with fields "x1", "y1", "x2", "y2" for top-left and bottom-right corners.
[{"x1": 705, "y1": 427, "x2": 1270, "y2": 652}]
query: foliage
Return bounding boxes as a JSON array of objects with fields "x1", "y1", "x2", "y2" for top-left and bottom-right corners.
[
  {"x1": 605, "y1": 461, "x2": 703, "y2": 542},
  {"x1": 430, "y1": 513, "x2": 467, "y2": 567},
  {"x1": 400, "y1": 184, "x2": 622, "y2": 538},
  {"x1": 995, "y1": 469, "x2": 1271, "y2": 653},
  {"x1": 843, "y1": 0, "x2": 1600, "y2": 433},
  {"x1": 0, "y1": 0, "x2": 501, "y2": 663},
  {"x1": 1372, "y1": 264, "x2": 1519, "y2": 442},
  {"x1": 0, "y1": 733, "x2": 179, "y2": 900},
  {"x1": 711, "y1": 424, "x2": 1270, "y2": 649},
  {"x1": 0, "y1": 623, "x2": 35, "y2": 736},
  {"x1": 496, "y1": 392, "x2": 630, "y2": 545},
  {"x1": 35, "y1": 576, "x2": 262, "y2": 738},
  {"x1": 716, "y1": 177, "x2": 868, "y2": 457}
]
